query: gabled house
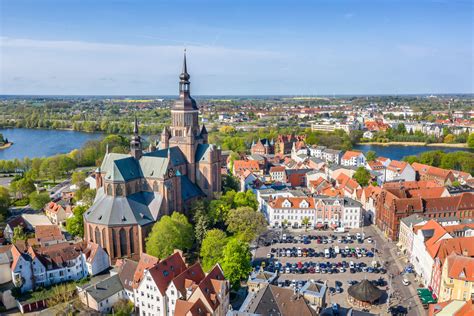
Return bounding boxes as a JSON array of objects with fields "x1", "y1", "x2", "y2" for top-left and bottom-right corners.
[
  {"x1": 385, "y1": 160, "x2": 416, "y2": 182},
  {"x1": 341, "y1": 151, "x2": 366, "y2": 167}
]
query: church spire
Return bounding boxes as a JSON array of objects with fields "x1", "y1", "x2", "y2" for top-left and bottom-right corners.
[
  {"x1": 130, "y1": 116, "x2": 142, "y2": 160},
  {"x1": 133, "y1": 115, "x2": 139, "y2": 135},
  {"x1": 180, "y1": 49, "x2": 190, "y2": 83}
]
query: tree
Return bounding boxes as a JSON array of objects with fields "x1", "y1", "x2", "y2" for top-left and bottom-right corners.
[
  {"x1": 403, "y1": 155, "x2": 419, "y2": 164},
  {"x1": 200, "y1": 229, "x2": 228, "y2": 272},
  {"x1": 301, "y1": 217, "x2": 310, "y2": 231},
  {"x1": 208, "y1": 199, "x2": 231, "y2": 227},
  {"x1": 146, "y1": 212, "x2": 194, "y2": 258},
  {"x1": 221, "y1": 237, "x2": 252, "y2": 290},
  {"x1": 366, "y1": 150, "x2": 377, "y2": 162},
  {"x1": 353, "y1": 166, "x2": 371, "y2": 187},
  {"x1": 193, "y1": 204, "x2": 210, "y2": 246},
  {"x1": 112, "y1": 299, "x2": 135, "y2": 316},
  {"x1": 12, "y1": 226, "x2": 27, "y2": 243},
  {"x1": 10, "y1": 178, "x2": 36, "y2": 199},
  {"x1": 222, "y1": 174, "x2": 240, "y2": 193},
  {"x1": 226, "y1": 206, "x2": 267, "y2": 242},
  {"x1": 66, "y1": 205, "x2": 87, "y2": 237},
  {"x1": 233, "y1": 191, "x2": 258, "y2": 211},
  {"x1": 396, "y1": 123, "x2": 407, "y2": 134},
  {"x1": 71, "y1": 171, "x2": 87, "y2": 186},
  {"x1": 468, "y1": 133, "x2": 474, "y2": 148},
  {"x1": 28, "y1": 191, "x2": 50, "y2": 210},
  {"x1": 75, "y1": 188, "x2": 96, "y2": 207},
  {"x1": 444, "y1": 134, "x2": 455, "y2": 144},
  {"x1": 0, "y1": 186, "x2": 11, "y2": 215}
]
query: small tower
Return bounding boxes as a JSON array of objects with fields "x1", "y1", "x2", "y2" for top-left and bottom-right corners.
[
  {"x1": 160, "y1": 126, "x2": 170, "y2": 149},
  {"x1": 200, "y1": 124, "x2": 208, "y2": 143},
  {"x1": 130, "y1": 116, "x2": 142, "y2": 160}
]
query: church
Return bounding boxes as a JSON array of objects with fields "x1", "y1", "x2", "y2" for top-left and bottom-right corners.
[{"x1": 83, "y1": 53, "x2": 221, "y2": 262}]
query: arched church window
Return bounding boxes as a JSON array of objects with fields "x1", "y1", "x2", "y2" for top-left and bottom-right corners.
[
  {"x1": 89, "y1": 225, "x2": 93, "y2": 242},
  {"x1": 119, "y1": 228, "x2": 127, "y2": 257},
  {"x1": 102, "y1": 228, "x2": 106, "y2": 249},
  {"x1": 94, "y1": 227, "x2": 101, "y2": 248},
  {"x1": 111, "y1": 229, "x2": 117, "y2": 258},
  {"x1": 129, "y1": 229, "x2": 134, "y2": 254},
  {"x1": 116, "y1": 184, "x2": 123, "y2": 196},
  {"x1": 153, "y1": 181, "x2": 159, "y2": 192},
  {"x1": 203, "y1": 167, "x2": 209, "y2": 189},
  {"x1": 106, "y1": 184, "x2": 112, "y2": 195}
]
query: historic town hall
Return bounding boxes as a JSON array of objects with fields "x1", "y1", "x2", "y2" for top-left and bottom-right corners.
[{"x1": 84, "y1": 53, "x2": 222, "y2": 261}]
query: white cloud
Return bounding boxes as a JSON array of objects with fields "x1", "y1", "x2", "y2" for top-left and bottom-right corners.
[{"x1": 0, "y1": 37, "x2": 282, "y2": 94}]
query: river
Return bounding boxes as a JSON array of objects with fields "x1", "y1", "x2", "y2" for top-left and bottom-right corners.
[
  {"x1": 353, "y1": 144, "x2": 473, "y2": 161},
  {"x1": 0, "y1": 128, "x2": 103, "y2": 160}
]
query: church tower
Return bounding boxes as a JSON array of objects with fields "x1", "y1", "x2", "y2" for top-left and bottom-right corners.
[
  {"x1": 168, "y1": 50, "x2": 203, "y2": 182},
  {"x1": 170, "y1": 50, "x2": 200, "y2": 138}
]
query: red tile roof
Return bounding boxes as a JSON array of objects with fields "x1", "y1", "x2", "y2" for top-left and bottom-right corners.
[
  {"x1": 341, "y1": 151, "x2": 363, "y2": 160},
  {"x1": 270, "y1": 197, "x2": 315, "y2": 209},
  {"x1": 133, "y1": 253, "x2": 159, "y2": 289},
  {"x1": 446, "y1": 253, "x2": 474, "y2": 282},
  {"x1": 148, "y1": 252, "x2": 187, "y2": 295}
]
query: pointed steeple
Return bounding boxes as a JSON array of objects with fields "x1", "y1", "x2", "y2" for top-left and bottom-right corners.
[
  {"x1": 200, "y1": 124, "x2": 208, "y2": 135},
  {"x1": 133, "y1": 116, "x2": 139, "y2": 134},
  {"x1": 130, "y1": 116, "x2": 142, "y2": 160},
  {"x1": 180, "y1": 49, "x2": 190, "y2": 82}
]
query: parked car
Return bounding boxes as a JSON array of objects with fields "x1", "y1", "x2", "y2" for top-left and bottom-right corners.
[{"x1": 402, "y1": 278, "x2": 410, "y2": 286}]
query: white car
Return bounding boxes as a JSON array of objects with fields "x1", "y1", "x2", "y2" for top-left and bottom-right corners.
[
  {"x1": 403, "y1": 278, "x2": 410, "y2": 286},
  {"x1": 367, "y1": 237, "x2": 373, "y2": 243}
]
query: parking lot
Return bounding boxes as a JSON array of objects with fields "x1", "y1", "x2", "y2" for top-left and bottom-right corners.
[{"x1": 253, "y1": 225, "x2": 425, "y2": 315}]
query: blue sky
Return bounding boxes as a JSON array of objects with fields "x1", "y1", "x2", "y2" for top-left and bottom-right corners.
[{"x1": 0, "y1": 0, "x2": 472, "y2": 95}]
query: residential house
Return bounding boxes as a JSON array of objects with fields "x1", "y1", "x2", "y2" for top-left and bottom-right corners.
[
  {"x1": 285, "y1": 169, "x2": 312, "y2": 187},
  {"x1": 266, "y1": 196, "x2": 362, "y2": 229},
  {"x1": 78, "y1": 274, "x2": 127, "y2": 314},
  {"x1": 309, "y1": 145, "x2": 327, "y2": 159},
  {"x1": 398, "y1": 214, "x2": 426, "y2": 257},
  {"x1": 341, "y1": 151, "x2": 366, "y2": 167},
  {"x1": 247, "y1": 270, "x2": 278, "y2": 293},
  {"x1": 385, "y1": 160, "x2": 416, "y2": 182},
  {"x1": 410, "y1": 220, "x2": 452, "y2": 286},
  {"x1": 233, "y1": 160, "x2": 262, "y2": 176},
  {"x1": 135, "y1": 251, "x2": 230, "y2": 316},
  {"x1": 238, "y1": 284, "x2": 318, "y2": 315},
  {"x1": 430, "y1": 236, "x2": 474, "y2": 297},
  {"x1": 269, "y1": 166, "x2": 286, "y2": 182},
  {"x1": 439, "y1": 254, "x2": 474, "y2": 302},
  {"x1": 322, "y1": 149, "x2": 342, "y2": 165},
  {"x1": 44, "y1": 201, "x2": 73, "y2": 226},
  {"x1": 11, "y1": 241, "x2": 108, "y2": 293}
]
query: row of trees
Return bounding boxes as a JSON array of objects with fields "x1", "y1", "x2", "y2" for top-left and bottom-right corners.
[
  {"x1": 144, "y1": 188, "x2": 265, "y2": 290},
  {"x1": 359, "y1": 124, "x2": 472, "y2": 146},
  {"x1": 403, "y1": 150, "x2": 474, "y2": 175}
]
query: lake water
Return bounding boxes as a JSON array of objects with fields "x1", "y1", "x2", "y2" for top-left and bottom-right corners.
[
  {"x1": 0, "y1": 128, "x2": 472, "y2": 161},
  {"x1": 0, "y1": 128, "x2": 103, "y2": 160},
  {"x1": 354, "y1": 144, "x2": 473, "y2": 161}
]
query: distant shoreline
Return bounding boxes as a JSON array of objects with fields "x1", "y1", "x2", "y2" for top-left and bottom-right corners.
[
  {"x1": 356, "y1": 141, "x2": 468, "y2": 148},
  {"x1": 0, "y1": 142, "x2": 13, "y2": 150}
]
